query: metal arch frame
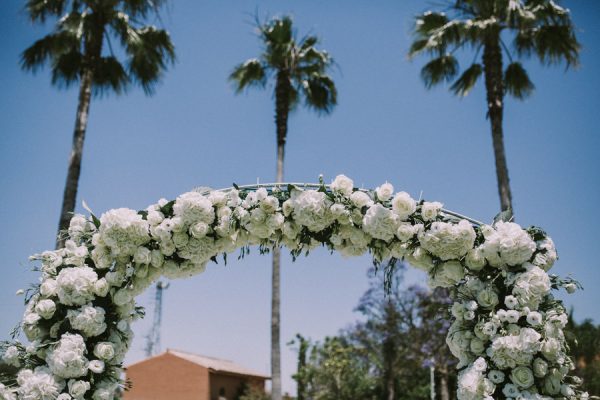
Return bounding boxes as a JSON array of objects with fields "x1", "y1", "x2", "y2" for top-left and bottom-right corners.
[{"x1": 194, "y1": 182, "x2": 485, "y2": 226}]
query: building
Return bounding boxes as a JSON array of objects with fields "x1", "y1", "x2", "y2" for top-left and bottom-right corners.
[{"x1": 124, "y1": 349, "x2": 269, "y2": 400}]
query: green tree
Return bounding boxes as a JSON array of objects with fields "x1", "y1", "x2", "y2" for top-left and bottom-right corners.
[
  {"x1": 566, "y1": 312, "x2": 600, "y2": 396},
  {"x1": 229, "y1": 16, "x2": 337, "y2": 400},
  {"x1": 409, "y1": 0, "x2": 579, "y2": 215},
  {"x1": 21, "y1": 0, "x2": 175, "y2": 248}
]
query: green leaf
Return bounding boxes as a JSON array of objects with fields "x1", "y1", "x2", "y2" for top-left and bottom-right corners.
[
  {"x1": 504, "y1": 62, "x2": 534, "y2": 99},
  {"x1": 450, "y1": 63, "x2": 482, "y2": 97},
  {"x1": 420, "y1": 55, "x2": 458, "y2": 89}
]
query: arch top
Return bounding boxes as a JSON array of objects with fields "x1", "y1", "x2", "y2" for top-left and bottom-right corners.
[{"x1": 0, "y1": 174, "x2": 587, "y2": 400}]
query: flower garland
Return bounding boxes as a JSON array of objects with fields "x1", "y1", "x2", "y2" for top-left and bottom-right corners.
[{"x1": 0, "y1": 175, "x2": 587, "y2": 400}]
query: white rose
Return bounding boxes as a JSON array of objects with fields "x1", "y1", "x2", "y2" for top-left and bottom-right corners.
[
  {"x1": 396, "y1": 222, "x2": 417, "y2": 242},
  {"x1": 93, "y1": 343, "x2": 115, "y2": 361},
  {"x1": 88, "y1": 360, "x2": 105, "y2": 374},
  {"x1": 40, "y1": 279, "x2": 58, "y2": 297},
  {"x1": 134, "y1": 247, "x2": 151, "y2": 265},
  {"x1": 541, "y1": 338, "x2": 561, "y2": 360},
  {"x1": 465, "y1": 247, "x2": 486, "y2": 271},
  {"x1": 350, "y1": 191, "x2": 372, "y2": 208},
  {"x1": 470, "y1": 338, "x2": 485, "y2": 354},
  {"x1": 331, "y1": 174, "x2": 354, "y2": 196},
  {"x1": 260, "y1": 196, "x2": 279, "y2": 213},
  {"x1": 68, "y1": 380, "x2": 90, "y2": 399},
  {"x1": 375, "y1": 182, "x2": 394, "y2": 201},
  {"x1": 35, "y1": 299, "x2": 56, "y2": 319},
  {"x1": 476, "y1": 288, "x2": 499, "y2": 309},
  {"x1": 431, "y1": 260, "x2": 465, "y2": 288},
  {"x1": 504, "y1": 295, "x2": 518, "y2": 309},
  {"x1": 510, "y1": 366, "x2": 534, "y2": 388},
  {"x1": 391, "y1": 192, "x2": 416, "y2": 220},
  {"x1": 94, "y1": 279, "x2": 109, "y2": 297},
  {"x1": 421, "y1": 201, "x2": 443, "y2": 221},
  {"x1": 533, "y1": 358, "x2": 548, "y2": 378},
  {"x1": 543, "y1": 370, "x2": 562, "y2": 395}
]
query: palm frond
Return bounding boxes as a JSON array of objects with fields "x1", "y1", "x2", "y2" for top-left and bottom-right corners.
[
  {"x1": 51, "y1": 50, "x2": 82, "y2": 88},
  {"x1": 450, "y1": 63, "x2": 482, "y2": 97},
  {"x1": 301, "y1": 75, "x2": 337, "y2": 114},
  {"x1": 125, "y1": 26, "x2": 175, "y2": 95},
  {"x1": 504, "y1": 62, "x2": 534, "y2": 99},
  {"x1": 420, "y1": 55, "x2": 459, "y2": 89},
  {"x1": 21, "y1": 31, "x2": 80, "y2": 72},
  {"x1": 93, "y1": 56, "x2": 129, "y2": 96},
  {"x1": 24, "y1": 0, "x2": 66, "y2": 22},
  {"x1": 229, "y1": 59, "x2": 267, "y2": 93},
  {"x1": 533, "y1": 25, "x2": 580, "y2": 67}
]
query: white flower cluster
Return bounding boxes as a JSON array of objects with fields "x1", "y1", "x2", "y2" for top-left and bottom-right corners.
[{"x1": 3, "y1": 175, "x2": 584, "y2": 400}]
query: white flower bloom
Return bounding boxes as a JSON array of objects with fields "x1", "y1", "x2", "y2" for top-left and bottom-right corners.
[
  {"x1": 421, "y1": 201, "x2": 443, "y2": 221},
  {"x1": 98, "y1": 208, "x2": 150, "y2": 256},
  {"x1": 2, "y1": 346, "x2": 20, "y2": 368},
  {"x1": 67, "y1": 304, "x2": 107, "y2": 337},
  {"x1": 0, "y1": 383, "x2": 16, "y2": 400},
  {"x1": 391, "y1": 192, "x2": 416, "y2": 220},
  {"x1": 418, "y1": 220, "x2": 476, "y2": 261},
  {"x1": 93, "y1": 343, "x2": 115, "y2": 361},
  {"x1": 68, "y1": 380, "x2": 90, "y2": 399},
  {"x1": 504, "y1": 295, "x2": 519, "y2": 309},
  {"x1": 502, "y1": 383, "x2": 520, "y2": 398},
  {"x1": 330, "y1": 174, "x2": 354, "y2": 196},
  {"x1": 464, "y1": 247, "x2": 486, "y2": 271},
  {"x1": 350, "y1": 191, "x2": 372, "y2": 208},
  {"x1": 375, "y1": 182, "x2": 394, "y2": 201},
  {"x1": 481, "y1": 222, "x2": 536, "y2": 267},
  {"x1": 56, "y1": 266, "x2": 98, "y2": 306},
  {"x1": 46, "y1": 333, "x2": 89, "y2": 378},
  {"x1": 133, "y1": 247, "x2": 151, "y2": 265},
  {"x1": 88, "y1": 360, "x2": 105, "y2": 374},
  {"x1": 526, "y1": 311, "x2": 543, "y2": 326},
  {"x1": 512, "y1": 263, "x2": 551, "y2": 309},
  {"x1": 173, "y1": 192, "x2": 215, "y2": 226},
  {"x1": 17, "y1": 367, "x2": 62, "y2": 400},
  {"x1": 431, "y1": 260, "x2": 465, "y2": 288},
  {"x1": 533, "y1": 358, "x2": 548, "y2": 378},
  {"x1": 35, "y1": 299, "x2": 56, "y2": 319},
  {"x1": 362, "y1": 204, "x2": 398, "y2": 241},
  {"x1": 488, "y1": 370, "x2": 505, "y2": 384},
  {"x1": 511, "y1": 366, "x2": 535, "y2": 389},
  {"x1": 93, "y1": 278, "x2": 109, "y2": 297},
  {"x1": 476, "y1": 288, "x2": 499, "y2": 309},
  {"x1": 292, "y1": 190, "x2": 334, "y2": 232},
  {"x1": 395, "y1": 222, "x2": 418, "y2": 242}
]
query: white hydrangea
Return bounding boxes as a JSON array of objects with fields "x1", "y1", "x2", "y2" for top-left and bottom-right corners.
[
  {"x1": 56, "y1": 266, "x2": 98, "y2": 306},
  {"x1": 362, "y1": 204, "x2": 398, "y2": 241},
  {"x1": 487, "y1": 328, "x2": 541, "y2": 369},
  {"x1": 0, "y1": 383, "x2": 16, "y2": 400},
  {"x1": 173, "y1": 192, "x2": 215, "y2": 225},
  {"x1": 291, "y1": 190, "x2": 334, "y2": 232},
  {"x1": 67, "y1": 304, "x2": 107, "y2": 337},
  {"x1": 2, "y1": 346, "x2": 20, "y2": 368},
  {"x1": 512, "y1": 263, "x2": 551, "y2": 310},
  {"x1": 98, "y1": 208, "x2": 150, "y2": 256},
  {"x1": 481, "y1": 222, "x2": 536, "y2": 267},
  {"x1": 418, "y1": 220, "x2": 476, "y2": 261},
  {"x1": 46, "y1": 333, "x2": 89, "y2": 378},
  {"x1": 16, "y1": 367, "x2": 62, "y2": 400},
  {"x1": 457, "y1": 358, "x2": 495, "y2": 400}
]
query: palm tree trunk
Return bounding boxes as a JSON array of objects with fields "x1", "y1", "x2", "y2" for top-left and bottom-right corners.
[
  {"x1": 483, "y1": 35, "x2": 513, "y2": 214},
  {"x1": 56, "y1": 67, "x2": 94, "y2": 248},
  {"x1": 271, "y1": 70, "x2": 290, "y2": 400}
]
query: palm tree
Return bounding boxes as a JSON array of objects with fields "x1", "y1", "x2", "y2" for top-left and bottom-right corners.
[
  {"x1": 229, "y1": 16, "x2": 337, "y2": 400},
  {"x1": 409, "y1": 0, "x2": 579, "y2": 215},
  {"x1": 21, "y1": 0, "x2": 175, "y2": 248}
]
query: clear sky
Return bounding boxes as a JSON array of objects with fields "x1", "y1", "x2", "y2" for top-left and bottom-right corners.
[{"x1": 1, "y1": 0, "x2": 599, "y2": 395}]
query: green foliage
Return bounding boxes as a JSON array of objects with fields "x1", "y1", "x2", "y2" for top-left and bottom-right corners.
[
  {"x1": 237, "y1": 383, "x2": 269, "y2": 400},
  {"x1": 292, "y1": 268, "x2": 456, "y2": 400},
  {"x1": 410, "y1": 0, "x2": 580, "y2": 100},
  {"x1": 21, "y1": 0, "x2": 176, "y2": 96},
  {"x1": 566, "y1": 313, "x2": 600, "y2": 396},
  {"x1": 229, "y1": 15, "x2": 337, "y2": 115}
]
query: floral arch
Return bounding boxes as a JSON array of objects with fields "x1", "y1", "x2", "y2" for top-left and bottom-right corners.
[{"x1": 0, "y1": 175, "x2": 587, "y2": 400}]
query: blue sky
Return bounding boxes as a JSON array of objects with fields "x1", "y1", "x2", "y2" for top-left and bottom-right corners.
[{"x1": 1, "y1": 0, "x2": 599, "y2": 394}]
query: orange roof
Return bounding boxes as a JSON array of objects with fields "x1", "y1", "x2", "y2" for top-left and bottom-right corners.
[{"x1": 128, "y1": 349, "x2": 270, "y2": 380}]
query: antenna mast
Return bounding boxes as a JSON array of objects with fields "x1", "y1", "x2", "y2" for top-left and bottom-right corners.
[{"x1": 144, "y1": 281, "x2": 169, "y2": 357}]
